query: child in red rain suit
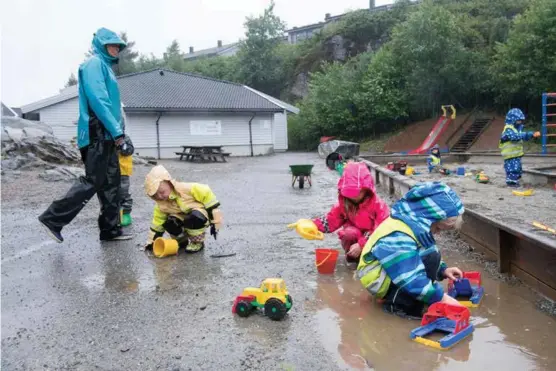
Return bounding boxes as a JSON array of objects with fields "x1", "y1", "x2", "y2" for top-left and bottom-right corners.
[{"x1": 314, "y1": 162, "x2": 389, "y2": 263}]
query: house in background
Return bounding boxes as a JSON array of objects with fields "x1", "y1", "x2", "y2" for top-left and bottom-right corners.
[
  {"x1": 1, "y1": 102, "x2": 20, "y2": 117},
  {"x1": 286, "y1": 1, "x2": 395, "y2": 44},
  {"x1": 20, "y1": 69, "x2": 297, "y2": 158},
  {"x1": 184, "y1": 40, "x2": 240, "y2": 62}
]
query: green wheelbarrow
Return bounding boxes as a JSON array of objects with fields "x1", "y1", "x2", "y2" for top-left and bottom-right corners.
[{"x1": 289, "y1": 164, "x2": 313, "y2": 189}]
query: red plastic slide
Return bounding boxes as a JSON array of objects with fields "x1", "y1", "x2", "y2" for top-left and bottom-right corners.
[{"x1": 409, "y1": 105, "x2": 456, "y2": 155}]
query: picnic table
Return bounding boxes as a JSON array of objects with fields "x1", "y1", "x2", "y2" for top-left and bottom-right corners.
[{"x1": 175, "y1": 145, "x2": 231, "y2": 163}]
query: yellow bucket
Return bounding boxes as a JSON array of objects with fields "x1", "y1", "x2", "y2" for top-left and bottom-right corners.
[{"x1": 153, "y1": 238, "x2": 179, "y2": 258}]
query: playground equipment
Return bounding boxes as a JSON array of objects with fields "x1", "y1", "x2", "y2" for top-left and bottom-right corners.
[
  {"x1": 542, "y1": 92, "x2": 556, "y2": 155},
  {"x1": 232, "y1": 278, "x2": 293, "y2": 321},
  {"x1": 447, "y1": 272, "x2": 485, "y2": 308},
  {"x1": 409, "y1": 105, "x2": 456, "y2": 155},
  {"x1": 289, "y1": 164, "x2": 313, "y2": 189},
  {"x1": 410, "y1": 303, "x2": 474, "y2": 350}
]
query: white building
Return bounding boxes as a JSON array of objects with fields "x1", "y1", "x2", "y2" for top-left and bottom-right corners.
[{"x1": 20, "y1": 69, "x2": 298, "y2": 158}]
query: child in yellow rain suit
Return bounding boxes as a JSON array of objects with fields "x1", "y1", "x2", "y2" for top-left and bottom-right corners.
[
  {"x1": 118, "y1": 107, "x2": 134, "y2": 226},
  {"x1": 144, "y1": 165, "x2": 223, "y2": 253},
  {"x1": 119, "y1": 149, "x2": 133, "y2": 226}
]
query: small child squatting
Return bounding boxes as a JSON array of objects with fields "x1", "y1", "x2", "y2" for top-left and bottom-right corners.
[
  {"x1": 312, "y1": 162, "x2": 390, "y2": 263},
  {"x1": 144, "y1": 165, "x2": 223, "y2": 253},
  {"x1": 357, "y1": 182, "x2": 465, "y2": 318}
]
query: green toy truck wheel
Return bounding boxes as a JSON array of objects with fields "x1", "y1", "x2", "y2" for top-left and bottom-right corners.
[
  {"x1": 264, "y1": 298, "x2": 287, "y2": 321},
  {"x1": 235, "y1": 301, "x2": 253, "y2": 318}
]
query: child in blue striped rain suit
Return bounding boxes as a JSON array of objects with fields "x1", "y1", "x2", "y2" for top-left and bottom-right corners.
[{"x1": 357, "y1": 182, "x2": 465, "y2": 318}]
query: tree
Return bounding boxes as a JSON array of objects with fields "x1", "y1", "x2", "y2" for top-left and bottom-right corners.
[
  {"x1": 65, "y1": 73, "x2": 78, "y2": 88},
  {"x1": 182, "y1": 56, "x2": 240, "y2": 82},
  {"x1": 388, "y1": 0, "x2": 472, "y2": 117},
  {"x1": 136, "y1": 53, "x2": 163, "y2": 71},
  {"x1": 115, "y1": 32, "x2": 139, "y2": 76},
  {"x1": 491, "y1": 0, "x2": 556, "y2": 103},
  {"x1": 237, "y1": 1, "x2": 286, "y2": 96},
  {"x1": 162, "y1": 40, "x2": 185, "y2": 71},
  {"x1": 355, "y1": 47, "x2": 408, "y2": 126}
]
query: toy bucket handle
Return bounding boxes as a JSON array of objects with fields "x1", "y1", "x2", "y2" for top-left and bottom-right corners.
[{"x1": 315, "y1": 252, "x2": 332, "y2": 267}]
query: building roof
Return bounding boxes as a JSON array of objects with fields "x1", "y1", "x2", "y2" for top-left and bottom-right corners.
[
  {"x1": 21, "y1": 86, "x2": 78, "y2": 113},
  {"x1": 118, "y1": 69, "x2": 282, "y2": 112},
  {"x1": 1, "y1": 102, "x2": 19, "y2": 117},
  {"x1": 243, "y1": 86, "x2": 299, "y2": 114},
  {"x1": 183, "y1": 42, "x2": 240, "y2": 61},
  {"x1": 12, "y1": 107, "x2": 22, "y2": 116},
  {"x1": 21, "y1": 69, "x2": 289, "y2": 114}
]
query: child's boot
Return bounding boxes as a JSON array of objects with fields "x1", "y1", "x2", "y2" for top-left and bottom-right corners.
[{"x1": 121, "y1": 212, "x2": 132, "y2": 227}]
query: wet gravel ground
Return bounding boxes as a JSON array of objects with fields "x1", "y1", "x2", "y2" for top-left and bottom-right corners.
[{"x1": 1, "y1": 153, "x2": 555, "y2": 371}]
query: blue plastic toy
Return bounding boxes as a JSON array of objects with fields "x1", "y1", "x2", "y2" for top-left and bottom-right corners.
[
  {"x1": 410, "y1": 303, "x2": 474, "y2": 350},
  {"x1": 447, "y1": 271, "x2": 485, "y2": 308}
]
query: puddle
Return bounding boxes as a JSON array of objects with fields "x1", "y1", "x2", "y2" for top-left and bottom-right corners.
[{"x1": 307, "y1": 256, "x2": 556, "y2": 371}]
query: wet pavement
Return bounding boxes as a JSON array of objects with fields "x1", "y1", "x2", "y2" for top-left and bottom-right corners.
[{"x1": 2, "y1": 152, "x2": 556, "y2": 370}]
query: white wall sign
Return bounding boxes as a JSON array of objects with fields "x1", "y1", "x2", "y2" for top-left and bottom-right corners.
[{"x1": 190, "y1": 120, "x2": 222, "y2": 136}]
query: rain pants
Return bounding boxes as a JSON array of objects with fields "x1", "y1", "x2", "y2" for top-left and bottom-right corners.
[
  {"x1": 357, "y1": 182, "x2": 464, "y2": 318},
  {"x1": 144, "y1": 165, "x2": 222, "y2": 252},
  {"x1": 38, "y1": 28, "x2": 127, "y2": 240},
  {"x1": 313, "y1": 162, "x2": 390, "y2": 262},
  {"x1": 499, "y1": 108, "x2": 534, "y2": 186}
]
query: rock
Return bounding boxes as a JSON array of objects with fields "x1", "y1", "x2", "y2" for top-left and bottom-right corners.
[
  {"x1": 132, "y1": 156, "x2": 149, "y2": 165},
  {"x1": 3, "y1": 127, "x2": 25, "y2": 143},
  {"x1": 39, "y1": 166, "x2": 84, "y2": 182},
  {"x1": 291, "y1": 73, "x2": 309, "y2": 98},
  {"x1": 1, "y1": 157, "x2": 26, "y2": 170},
  {"x1": 2, "y1": 117, "x2": 80, "y2": 170},
  {"x1": 1, "y1": 117, "x2": 53, "y2": 135},
  {"x1": 23, "y1": 127, "x2": 51, "y2": 139}
]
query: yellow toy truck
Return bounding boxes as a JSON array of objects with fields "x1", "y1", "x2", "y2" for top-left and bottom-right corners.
[{"x1": 232, "y1": 278, "x2": 293, "y2": 321}]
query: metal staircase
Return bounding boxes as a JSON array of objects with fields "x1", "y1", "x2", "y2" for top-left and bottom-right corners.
[{"x1": 450, "y1": 117, "x2": 492, "y2": 153}]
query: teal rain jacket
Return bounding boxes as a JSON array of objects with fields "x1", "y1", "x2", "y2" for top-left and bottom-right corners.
[{"x1": 77, "y1": 28, "x2": 127, "y2": 148}]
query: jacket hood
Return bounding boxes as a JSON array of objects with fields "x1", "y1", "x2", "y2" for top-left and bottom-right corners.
[
  {"x1": 505, "y1": 108, "x2": 525, "y2": 127},
  {"x1": 337, "y1": 162, "x2": 376, "y2": 199},
  {"x1": 91, "y1": 27, "x2": 127, "y2": 64},
  {"x1": 145, "y1": 165, "x2": 174, "y2": 198},
  {"x1": 391, "y1": 182, "x2": 464, "y2": 248}
]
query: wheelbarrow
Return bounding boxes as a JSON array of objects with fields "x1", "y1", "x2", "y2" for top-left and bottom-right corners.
[{"x1": 289, "y1": 164, "x2": 313, "y2": 189}]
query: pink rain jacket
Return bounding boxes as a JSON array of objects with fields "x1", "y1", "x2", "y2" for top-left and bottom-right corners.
[{"x1": 313, "y1": 162, "x2": 390, "y2": 247}]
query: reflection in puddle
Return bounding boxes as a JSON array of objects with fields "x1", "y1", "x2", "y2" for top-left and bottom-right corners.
[{"x1": 308, "y1": 266, "x2": 556, "y2": 371}]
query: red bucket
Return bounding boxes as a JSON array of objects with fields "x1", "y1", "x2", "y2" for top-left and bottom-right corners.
[{"x1": 315, "y1": 248, "x2": 339, "y2": 274}]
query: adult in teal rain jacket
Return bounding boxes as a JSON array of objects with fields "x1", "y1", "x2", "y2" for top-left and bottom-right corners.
[{"x1": 39, "y1": 28, "x2": 133, "y2": 243}]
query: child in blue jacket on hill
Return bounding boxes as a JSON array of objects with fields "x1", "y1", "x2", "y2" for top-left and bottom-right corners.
[{"x1": 499, "y1": 108, "x2": 540, "y2": 187}]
